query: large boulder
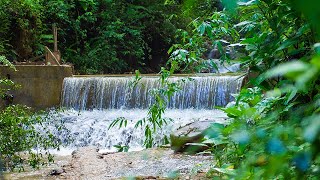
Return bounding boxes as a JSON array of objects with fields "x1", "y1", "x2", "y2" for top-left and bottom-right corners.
[{"x1": 170, "y1": 119, "x2": 226, "y2": 153}]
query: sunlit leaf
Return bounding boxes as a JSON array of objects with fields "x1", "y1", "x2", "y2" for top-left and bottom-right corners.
[
  {"x1": 238, "y1": 0, "x2": 258, "y2": 6},
  {"x1": 257, "y1": 61, "x2": 310, "y2": 84},
  {"x1": 234, "y1": 20, "x2": 253, "y2": 27},
  {"x1": 212, "y1": 167, "x2": 236, "y2": 175}
]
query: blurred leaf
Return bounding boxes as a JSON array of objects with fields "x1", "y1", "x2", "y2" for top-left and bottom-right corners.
[
  {"x1": 285, "y1": 88, "x2": 297, "y2": 105},
  {"x1": 212, "y1": 167, "x2": 236, "y2": 175},
  {"x1": 234, "y1": 20, "x2": 253, "y2": 27},
  {"x1": 222, "y1": 0, "x2": 238, "y2": 12},
  {"x1": 266, "y1": 138, "x2": 286, "y2": 155},
  {"x1": 303, "y1": 115, "x2": 320, "y2": 142},
  {"x1": 292, "y1": 152, "x2": 311, "y2": 172},
  {"x1": 238, "y1": 0, "x2": 258, "y2": 6},
  {"x1": 257, "y1": 61, "x2": 310, "y2": 84}
]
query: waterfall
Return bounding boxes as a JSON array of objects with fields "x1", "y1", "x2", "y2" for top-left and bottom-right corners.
[
  {"x1": 45, "y1": 75, "x2": 244, "y2": 155},
  {"x1": 61, "y1": 75, "x2": 244, "y2": 110}
]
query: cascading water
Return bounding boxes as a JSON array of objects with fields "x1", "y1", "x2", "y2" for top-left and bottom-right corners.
[
  {"x1": 48, "y1": 75, "x2": 244, "y2": 154},
  {"x1": 61, "y1": 75, "x2": 243, "y2": 110}
]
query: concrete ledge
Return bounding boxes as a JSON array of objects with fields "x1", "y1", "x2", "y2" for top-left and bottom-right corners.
[{"x1": 0, "y1": 65, "x2": 73, "y2": 109}]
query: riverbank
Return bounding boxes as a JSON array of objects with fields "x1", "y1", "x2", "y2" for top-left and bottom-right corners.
[{"x1": 4, "y1": 147, "x2": 213, "y2": 179}]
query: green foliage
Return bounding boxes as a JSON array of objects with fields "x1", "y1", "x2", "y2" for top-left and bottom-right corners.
[
  {"x1": 0, "y1": 0, "x2": 185, "y2": 73},
  {"x1": 0, "y1": 59, "x2": 60, "y2": 171},
  {"x1": 208, "y1": 61, "x2": 320, "y2": 178},
  {"x1": 114, "y1": 145, "x2": 129, "y2": 152},
  {"x1": 0, "y1": 105, "x2": 60, "y2": 171},
  {"x1": 127, "y1": 0, "x2": 320, "y2": 179},
  {"x1": 0, "y1": 0, "x2": 45, "y2": 59},
  {"x1": 167, "y1": 10, "x2": 240, "y2": 73},
  {"x1": 0, "y1": 0, "x2": 225, "y2": 74},
  {"x1": 108, "y1": 117, "x2": 128, "y2": 130},
  {"x1": 185, "y1": 0, "x2": 320, "y2": 179}
]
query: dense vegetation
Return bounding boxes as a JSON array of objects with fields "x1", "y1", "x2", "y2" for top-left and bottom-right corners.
[
  {"x1": 0, "y1": 0, "x2": 219, "y2": 74},
  {"x1": 1, "y1": 0, "x2": 320, "y2": 179},
  {"x1": 0, "y1": 57, "x2": 61, "y2": 171},
  {"x1": 110, "y1": 0, "x2": 320, "y2": 178},
  {"x1": 148, "y1": 0, "x2": 320, "y2": 178}
]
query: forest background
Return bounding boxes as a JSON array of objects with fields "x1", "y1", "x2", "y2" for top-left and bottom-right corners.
[{"x1": 0, "y1": 0, "x2": 220, "y2": 74}]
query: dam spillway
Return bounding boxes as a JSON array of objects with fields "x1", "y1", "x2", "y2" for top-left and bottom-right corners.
[
  {"x1": 45, "y1": 74, "x2": 244, "y2": 153},
  {"x1": 61, "y1": 75, "x2": 244, "y2": 110}
]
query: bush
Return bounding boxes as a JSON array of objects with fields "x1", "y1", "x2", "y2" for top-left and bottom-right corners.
[
  {"x1": 0, "y1": 105, "x2": 60, "y2": 171},
  {"x1": 0, "y1": 57, "x2": 60, "y2": 171}
]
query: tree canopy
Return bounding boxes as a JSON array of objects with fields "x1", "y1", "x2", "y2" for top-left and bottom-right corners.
[{"x1": 0, "y1": 0, "x2": 219, "y2": 74}]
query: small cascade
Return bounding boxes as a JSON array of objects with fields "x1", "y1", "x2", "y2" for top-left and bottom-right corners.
[
  {"x1": 44, "y1": 74, "x2": 244, "y2": 155},
  {"x1": 61, "y1": 75, "x2": 244, "y2": 110},
  {"x1": 46, "y1": 109, "x2": 227, "y2": 153}
]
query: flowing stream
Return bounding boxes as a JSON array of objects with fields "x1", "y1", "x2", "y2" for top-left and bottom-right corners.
[
  {"x1": 61, "y1": 75, "x2": 243, "y2": 110},
  {"x1": 48, "y1": 75, "x2": 244, "y2": 154}
]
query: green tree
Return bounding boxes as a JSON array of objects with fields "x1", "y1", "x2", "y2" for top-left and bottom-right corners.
[{"x1": 0, "y1": 0, "x2": 46, "y2": 60}]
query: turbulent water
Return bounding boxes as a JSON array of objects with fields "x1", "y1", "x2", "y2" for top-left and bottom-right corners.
[
  {"x1": 46, "y1": 109, "x2": 227, "y2": 154},
  {"x1": 61, "y1": 75, "x2": 244, "y2": 110},
  {"x1": 45, "y1": 75, "x2": 244, "y2": 155}
]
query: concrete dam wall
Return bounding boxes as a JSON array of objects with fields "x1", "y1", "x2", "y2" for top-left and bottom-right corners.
[{"x1": 0, "y1": 65, "x2": 73, "y2": 109}]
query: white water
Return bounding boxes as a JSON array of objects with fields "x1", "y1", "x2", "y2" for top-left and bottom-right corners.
[
  {"x1": 47, "y1": 108, "x2": 227, "y2": 155},
  {"x1": 46, "y1": 75, "x2": 243, "y2": 155},
  {"x1": 61, "y1": 75, "x2": 243, "y2": 110}
]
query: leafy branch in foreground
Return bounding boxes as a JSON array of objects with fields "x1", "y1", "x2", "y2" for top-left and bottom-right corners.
[
  {"x1": 195, "y1": 0, "x2": 320, "y2": 178},
  {"x1": 0, "y1": 105, "x2": 61, "y2": 171},
  {"x1": 0, "y1": 57, "x2": 61, "y2": 171}
]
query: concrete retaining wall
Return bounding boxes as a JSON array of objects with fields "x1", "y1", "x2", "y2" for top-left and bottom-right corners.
[{"x1": 0, "y1": 65, "x2": 73, "y2": 109}]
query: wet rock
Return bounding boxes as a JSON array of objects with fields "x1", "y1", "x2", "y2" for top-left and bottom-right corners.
[
  {"x1": 170, "y1": 120, "x2": 225, "y2": 153},
  {"x1": 97, "y1": 154, "x2": 104, "y2": 159},
  {"x1": 49, "y1": 168, "x2": 64, "y2": 176}
]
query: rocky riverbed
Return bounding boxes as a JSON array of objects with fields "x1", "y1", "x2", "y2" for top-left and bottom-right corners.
[{"x1": 4, "y1": 147, "x2": 213, "y2": 180}]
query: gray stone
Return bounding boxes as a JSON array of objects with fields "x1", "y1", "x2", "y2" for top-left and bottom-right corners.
[
  {"x1": 170, "y1": 120, "x2": 225, "y2": 153},
  {"x1": 49, "y1": 168, "x2": 64, "y2": 176}
]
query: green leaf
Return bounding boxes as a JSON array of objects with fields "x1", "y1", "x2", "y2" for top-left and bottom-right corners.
[
  {"x1": 223, "y1": 107, "x2": 242, "y2": 117},
  {"x1": 241, "y1": 37, "x2": 257, "y2": 45},
  {"x1": 257, "y1": 61, "x2": 310, "y2": 84},
  {"x1": 234, "y1": 21, "x2": 252, "y2": 27},
  {"x1": 198, "y1": 22, "x2": 211, "y2": 36},
  {"x1": 212, "y1": 167, "x2": 236, "y2": 176},
  {"x1": 296, "y1": 67, "x2": 318, "y2": 91},
  {"x1": 238, "y1": 0, "x2": 258, "y2": 6},
  {"x1": 285, "y1": 89, "x2": 297, "y2": 105},
  {"x1": 310, "y1": 55, "x2": 320, "y2": 68},
  {"x1": 276, "y1": 39, "x2": 298, "y2": 52},
  {"x1": 303, "y1": 115, "x2": 320, "y2": 142}
]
